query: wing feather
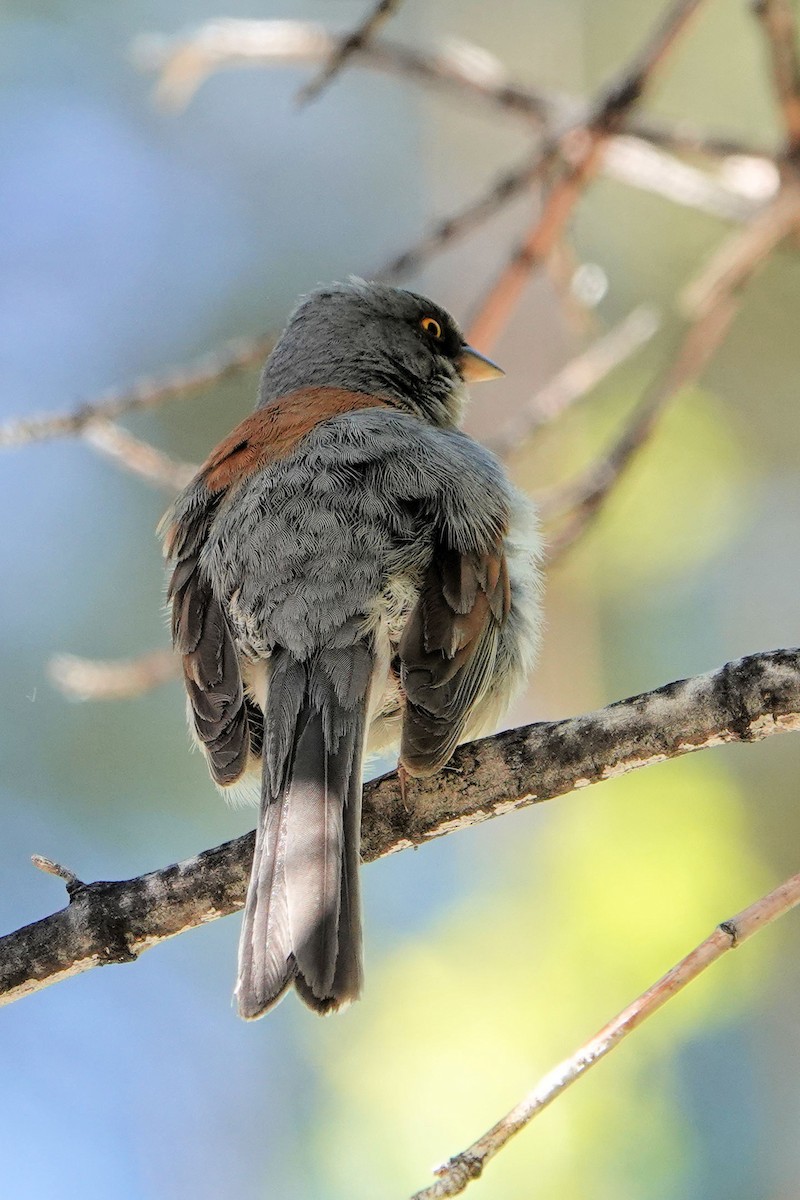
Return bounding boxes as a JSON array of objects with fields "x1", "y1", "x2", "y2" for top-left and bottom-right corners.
[
  {"x1": 162, "y1": 479, "x2": 253, "y2": 788},
  {"x1": 399, "y1": 535, "x2": 510, "y2": 776}
]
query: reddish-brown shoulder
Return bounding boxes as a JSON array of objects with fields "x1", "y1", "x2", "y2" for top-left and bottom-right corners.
[{"x1": 201, "y1": 387, "x2": 391, "y2": 495}]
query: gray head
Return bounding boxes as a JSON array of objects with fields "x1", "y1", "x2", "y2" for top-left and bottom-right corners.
[{"x1": 257, "y1": 280, "x2": 503, "y2": 427}]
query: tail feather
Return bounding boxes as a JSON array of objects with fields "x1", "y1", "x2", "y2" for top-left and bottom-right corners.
[
  {"x1": 238, "y1": 794, "x2": 293, "y2": 1017},
  {"x1": 284, "y1": 707, "x2": 346, "y2": 998},
  {"x1": 330, "y1": 774, "x2": 364, "y2": 1000},
  {"x1": 236, "y1": 646, "x2": 369, "y2": 1019}
]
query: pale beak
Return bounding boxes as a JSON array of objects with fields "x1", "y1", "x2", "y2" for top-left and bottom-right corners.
[{"x1": 457, "y1": 343, "x2": 505, "y2": 383}]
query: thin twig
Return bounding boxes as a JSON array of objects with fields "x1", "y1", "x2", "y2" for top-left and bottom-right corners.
[
  {"x1": 49, "y1": 650, "x2": 179, "y2": 702},
  {"x1": 410, "y1": 870, "x2": 800, "y2": 1199},
  {"x1": 0, "y1": 334, "x2": 272, "y2": 450},
  {"x1": 374, "y1": 153, "x2": 554, "y2": 282},
  {"x1": 602, "y1": 135, "x2": 776, "y2": 221},
  {"x1": 136, "y1": 21, "x2": 551, "y2": 122},
  {"x1": 682, "y1": 174, "x2": 800, "y2": 319},
  {"x1": 31, "y1": 856, "x2": 83, "y2": 890},
  {"x1": 467, "y1": 0, "x2": 710, "y2": 351},
  {"x1": 376, "y1": 137, "x2": 771, "y2": 285},
  {"x1": 135, "y1": 19, "x2": 768, "y2": 163},
  {"x1": 0, "y1": 138, "x2": 758, "y2": 461},
  {"x1": 297, "y1": 0, "x2": 404, "y2": 105},
  {"x1": 628, "y1": 113, "x2": 773, "y2": 161},
  {"x1": 3, "y1": 648, "x2": 800, "y2": 1008},
  {"x1": 0, "y1": 147, "x2": 772, "y2": 461},
  {"x1": 464, "y1": 128, "x2": 586, "y2": 350},
  {"x1": 83, "y1": 420, "x2": 197, "y2": 492},
  {"x1": 754, "y1": 0, "x2": 800, "y2": 156},
  {"x1": 542, "y1": 181, "x2": 800, "y2": 557},
  {"x1": 542, "y1": 297, "x2": 740, "y2": 551},
  {"x1": 488, "y1": 306, "x2": 661, "y2": 456}
]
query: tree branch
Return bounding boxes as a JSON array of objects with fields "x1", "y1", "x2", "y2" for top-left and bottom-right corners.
[
  {"x1": 2, "y1": 649, "x2": 799, "y2": 1008},
  {"x1": 82, "y1": 420, "x2": 196, "y2": 492},
  {"x1": 374, "y1": 153, "x2": 554, "y2": 283},
  {"x1": 136, "y1": 19, "x2": 767, "y2": 163},
  {"x1": 410, "y1": 867, "x2": 800, "y2": 1199},
  {"x1": 541, "y1": 294, "x2": 740, "y2": 553},
  {"x1": 0, "y1": 333, "x2": 272, "y2": 450},
  {"x1": 296, "y1": 0, "x2": 405, "y2": 106},
  {"x1": 755, "y1": 0, "x2": 800, "y2": 157},
  {"x1": 48, "y1": 649, "x2": 179, "y2": 702},
  {"x1": 487, "y1": 305, "x2": 661, "y2": 456},
  {"x1": 135, "y1": 20, "x2": 553, "y2": 121},
  {"x1": 466, "y1": 0, "x2": 710, "y2": 351},
  {"x1": 540, "y1": 178, "x2": 800, "y2": 557}
]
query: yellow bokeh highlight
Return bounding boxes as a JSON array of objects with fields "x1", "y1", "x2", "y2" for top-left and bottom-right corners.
[
  {"x1": 311, "y1": 755, "x2": 773, "y2": 1199},
  {"x1": 580, "y1": 385, "x2": 749, "y2": 589},
  {"x1": 518, "y1": 379, "x2": 749, "y2": 594}
]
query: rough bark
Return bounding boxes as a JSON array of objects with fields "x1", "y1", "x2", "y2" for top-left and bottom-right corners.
[{"x1": 2, "y1": 648, "x2": 799, "y2": 1008}]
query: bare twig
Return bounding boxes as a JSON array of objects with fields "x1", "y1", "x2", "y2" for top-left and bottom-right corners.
[
  {"x1": 602, "y1": 135, "x2": 776, "y2": 221},
  {"x1": 0, "y1": 334, "x2": 272, "y2": 450},
  {"x1": 136, "y1": 20, "x2": 551, "y2": 122},
  {"x1": 467, "y1": 0, "x2": 709, "y2": 350},
  {"x1": 606, "y1": 0, "x2": 706, "y2": 90},
  {"x1": 136, "y1": 19, "x2": 767, "y2": 164},
  {"x1": 410, "y1": 870, "x2": 800, "y2": 1199},
  {"x1": 543, "y1": 181, "x2": 800, "y2": 557},
  {"x1": 374, "y1": 153, "x2": 554, "y2": 282},
  {"x1": 542, "y1": 296, "x2": 739, "y2": 552},
  {"x1": 2, "y1": 648, "x2": 799, "y2": 1008},
  {"x1": 488, "y1": 306, "x2": 661, "y2": 456},
  {"x1": 0, "y1": 149, "x2": 771, "y2": 463},
  {"x1": 297, "y1": 0, "x2": 404, "y2": 105},
  {"x1": 626, "y1": 113, "x2": 773, "y2": 162},
  {"x1": 31, "y1": 857, "x2": 83, "y2": 890},
  {"x1": 682, "y1": 176, "x2": 800, "y2": 319},
  {"x1": 82, "y1": 420, "x2": 196, "y2": 492},
  {"x1": 464, "y1": 129, "x2": 583, "y2": 350},
  {"x1": 49, "y1": 649, "x2": 179, "y2": 702},
  {"x1": 376, "y1": 138, "x2": 771, "y2": 285},
  {"x1": 0, "y1": 140, "x2": 758, "y2": 463},
  {"x1": 754, "y1": 0, "x2": 800, "y2": 156}
]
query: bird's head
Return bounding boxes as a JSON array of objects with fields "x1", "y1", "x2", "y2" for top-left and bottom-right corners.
[{"x1": 258, "y1": 279, "x2": 503, "y2": 427}]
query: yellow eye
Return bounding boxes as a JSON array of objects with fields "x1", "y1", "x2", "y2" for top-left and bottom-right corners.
[{"x1": 420, "y1": 316, "x2": 443, "y2": 339}]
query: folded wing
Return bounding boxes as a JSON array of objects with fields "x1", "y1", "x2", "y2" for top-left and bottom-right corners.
[{"x1": 399, "y1": 533, "x2": 511, "y2": 776}]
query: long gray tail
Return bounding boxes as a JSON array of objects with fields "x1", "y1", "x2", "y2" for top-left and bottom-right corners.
[{"x1": 236, "y1": 642, "x2": 372, "y2": 1019}]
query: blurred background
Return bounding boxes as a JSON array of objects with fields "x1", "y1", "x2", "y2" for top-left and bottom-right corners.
[{"x1": 2, "y1": 1, "x2": 800, "y2": 1197}]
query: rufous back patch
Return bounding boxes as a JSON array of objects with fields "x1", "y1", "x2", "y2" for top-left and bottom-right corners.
[{"x1": 201, "y1": 387, "x2": 392, "y2": 495}]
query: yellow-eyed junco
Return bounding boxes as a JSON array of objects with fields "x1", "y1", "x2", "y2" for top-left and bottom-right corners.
[{"x1": 161, "y1": 281, "x2": 542, "y2": 1020}]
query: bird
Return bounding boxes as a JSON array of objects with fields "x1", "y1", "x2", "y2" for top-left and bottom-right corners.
[{"x1": 160, "y1": 280, "x2": 543, "y2": 1020}]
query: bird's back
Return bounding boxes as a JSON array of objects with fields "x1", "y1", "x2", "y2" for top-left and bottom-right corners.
[{"x1": 201, "y1": 404, "x2": 493, "y2": 663}]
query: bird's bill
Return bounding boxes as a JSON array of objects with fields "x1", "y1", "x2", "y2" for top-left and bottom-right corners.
[{"x1": 457, "y1": 344, "x2": 505, "y2": 383}]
